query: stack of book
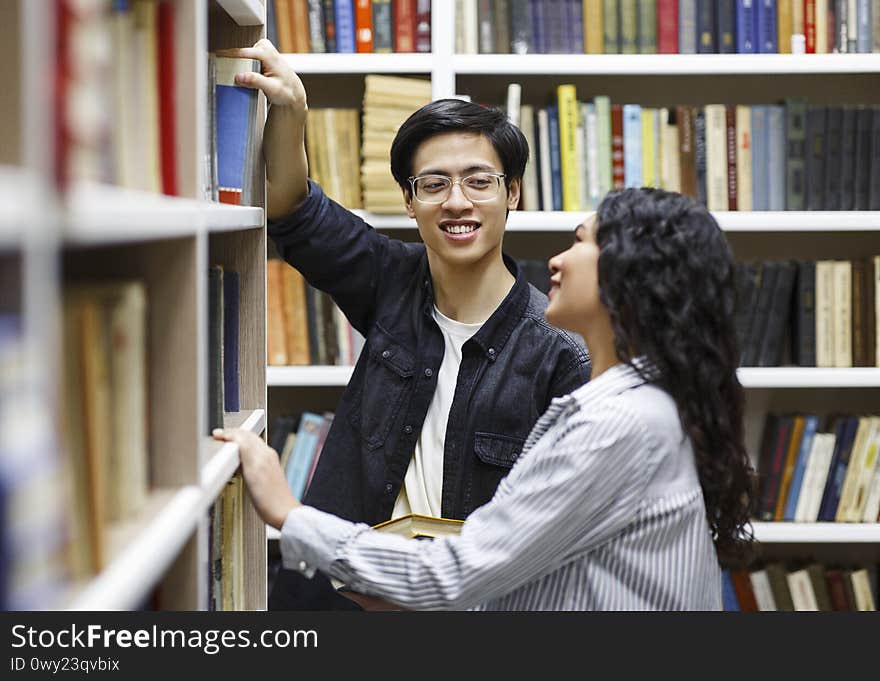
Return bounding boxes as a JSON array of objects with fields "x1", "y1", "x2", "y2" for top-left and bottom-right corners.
[
  {"x1": 360, "y1": 75, "x2": 432, "y2": 213},
  {"x1": 306, "y1": 108, "x2": 363, "y2": 209}
]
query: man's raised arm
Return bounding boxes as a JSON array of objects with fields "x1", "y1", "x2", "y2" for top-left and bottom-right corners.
[{"x1": 216, "y1": 39, "x2": 309, "y2": 220}]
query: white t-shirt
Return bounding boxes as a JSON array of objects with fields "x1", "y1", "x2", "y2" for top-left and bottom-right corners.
[{"x1": 392, "y1": 306, "x2": 484, "y2": 518}]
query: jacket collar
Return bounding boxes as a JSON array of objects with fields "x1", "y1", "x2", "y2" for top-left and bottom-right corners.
[{"x1": 420, "y1": 253, "x2": 529, "y2": 361}]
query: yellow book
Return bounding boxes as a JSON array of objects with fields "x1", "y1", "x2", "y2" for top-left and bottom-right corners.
[
  {"x1": 735, "y1": 105, "x2": 753, "y2": 211},
  {"x1": 557, "y1": 84, "x2": 581, "y2": 211},
  {"x1": 372, "y1": 513, "x2": 464, "y2": 539},
  {"x1": 641, "y1": 108, "x2": 657, "y2": 188},
  {"x1": 584, "y1": 0, "x2": 603, "y2": 53},
  {"x1": 777, "y1": 0, "x2": 793, "y2": 53},
  {"x1": 704, "y1": 104, "x2": 729, "y2": 211}
]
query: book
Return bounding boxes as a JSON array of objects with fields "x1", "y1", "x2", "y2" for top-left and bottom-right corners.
[
  {"x1": 757, "y1": 259, "x2": 797, "y2": 367},
  {"x1": 791, "y1": 260, "x2": 817, "y2": 367},
  {"x1": 222, "y1": 270, "x2": 240, "y2": 413},
  {"x1": 783, "y1": 414, "x2": 820, "y2": 521},
  {"x1": 212, "y1": 55, "x2": 259, "y2": 206},
  {"x1": 207, "y1": 265, "x2": 225, "y2": 433},
  {"x1": 372, "y1": 513, "x2": 465, "y2": 539}
]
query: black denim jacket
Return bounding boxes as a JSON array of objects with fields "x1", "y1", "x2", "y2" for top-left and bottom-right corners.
[{"x1": 268, "y1": 180, "x2": 591, "y2": 525}]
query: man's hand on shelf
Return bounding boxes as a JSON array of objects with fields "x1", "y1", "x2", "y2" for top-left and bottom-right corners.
[
  {"x1": 212, "y1": 427, "x2": 299, "y2": 529},
  {"x1": 215, "y1": 39, "x2": 307, "y2": 113}
]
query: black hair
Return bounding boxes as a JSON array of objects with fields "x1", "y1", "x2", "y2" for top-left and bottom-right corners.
[
  {"x1": 595, "y1": 187, "x2": 756, "y2": 563},
  {"x1": 389, "y1": 98, "x2": 529, "y2": 197}
]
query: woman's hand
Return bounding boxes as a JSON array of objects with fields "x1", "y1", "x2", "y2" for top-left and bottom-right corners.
[{"x1": 212, "y1": 427, "x2": 300, "y2": 529}]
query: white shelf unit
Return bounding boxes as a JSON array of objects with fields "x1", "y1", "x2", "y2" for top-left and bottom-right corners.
[
  {"x1": 2, "y1": 0, "x2": 269, "y2": 611},
  {"x1": 267, "y1": 3, "x2": 880, "y2": 569}
]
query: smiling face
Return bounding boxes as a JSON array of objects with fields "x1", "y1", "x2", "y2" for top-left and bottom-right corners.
[
  {"x1": 545, "y1": 215, "x2": 606, "y2": 338},
  {"x1": 404, "y1": 131, "x2": 520, "y2": 269}
]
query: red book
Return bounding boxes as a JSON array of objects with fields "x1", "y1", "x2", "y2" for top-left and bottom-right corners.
[
  {"x1": 355, "y1": 0, "x2": 374, "y2": 53},
  {"x1": 393, "y1": 0, "x2": 416, "y2": 52},
  {"x1": 611, "y1": 105, "x2": 625, "y2": 190},
  {"x1": 657, "y1": 0, "x2": 679, "y2": 53},
  {"x1": 415, "y1": 0, "x2": 431, "y2": 52},
  {"x1": 804, "y1": 0, "x2": 816, "y2": 53},
  {"x1": 158, "y1": 1, "x2": 178, "y2": 196}
]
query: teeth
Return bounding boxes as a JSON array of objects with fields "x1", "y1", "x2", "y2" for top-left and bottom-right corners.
[{"x1": 444, "y1": 223, "x2": 478, "y2": 234}]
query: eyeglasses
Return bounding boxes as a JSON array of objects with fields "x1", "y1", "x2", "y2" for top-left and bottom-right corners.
[{"x1": 408, "y1": 172, "x2": 506, "y2": 204}]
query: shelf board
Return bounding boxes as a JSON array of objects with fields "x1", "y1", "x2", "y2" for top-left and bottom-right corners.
[
  {"x1": 63, "y1": 183, "x2": 266, "y2": 244},
  {"x1": 66, "y1": 486, "x2": 204, "y2": 610},
  {"x1": 752, "y1": 522, "x2": 880, "y2": 543},
  {"x1": 352, "y1": 209, "x2": 880, "y2": 232},
  {"x1": 201, "y1": 408, "x2": 267, "y2": 500},
  {"x1": 203, "y1": 201, "x2": 264, "y2": 232},
  {"x1": 267, "y1": 365, "x2": 353, "y2": 386},
  {"x1": 452, "y1": 53, "x2": 880, "y2": 75},
  {"x1": 215, "y1": 0, "x2": 264, "y2": 25},
  {"x1": 267, "y1": 366, "x2": 880, "y2": 388},
  {"x1": 738, "y1": 368, "x2": 880, "y2": 388},
  {"x1": 281, "y1": 53, "x2": 433, "y2": 74}
]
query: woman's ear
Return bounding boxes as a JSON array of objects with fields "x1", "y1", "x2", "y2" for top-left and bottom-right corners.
[{"x1": 507, "y1": 178, "x2": 521, "y2": 210}]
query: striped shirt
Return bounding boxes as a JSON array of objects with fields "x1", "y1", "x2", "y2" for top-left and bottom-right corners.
[{"x1": 280, "y1": 360, "x2": 722, "y2": 610}]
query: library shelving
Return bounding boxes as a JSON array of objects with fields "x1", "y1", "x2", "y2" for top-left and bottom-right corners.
[
  {"x1": 1, "y1": 0, "x2": 269, "y2": 611},
  {"x1": 265, "y1": 1, "x2": 880, "y2": 584}
]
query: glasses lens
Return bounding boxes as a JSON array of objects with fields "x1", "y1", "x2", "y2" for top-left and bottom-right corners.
[
  {"x1": 414, "y1": 176, "x2": 451, "y2": 203},
  {"x1": 461, "y1": 173, "x2": 501, "y2": 202}
]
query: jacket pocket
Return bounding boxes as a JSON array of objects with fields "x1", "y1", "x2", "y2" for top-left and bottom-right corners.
[
  {"x1": 473, "y1": 432, "x2": 525, "y2": 469},
  {"x1": 347, "y1": 324, "x2": 414, "y2": 450}
]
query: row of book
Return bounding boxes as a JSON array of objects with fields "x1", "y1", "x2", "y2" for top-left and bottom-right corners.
[
  {"x1": 269, "y1": 412, "x2": 336, "y2": 501},
  {"x1": 208, "y1": 475, "x2": 245, "y2": 611},
  {"x1": 306, "y1": 108, "x2": 363, "y2": 210},
  {"x1": 268, "y1": 0, "x2": 432, "y2": 54},
  {"x1": 0, "y1": 317, "x2": 68, "y2": 609},
  {"x1": 56, "y1": 0, "x2": 178, "y2": 195},
  {"x1": 458, "y1": 0, "x2": 880, "y2": 55},
  {"x1": 756, "y1": 412, "x2": 880, "y2": 523},
  {"x1": 207, "y1": 266, "x2": 243, "y2": 432},
  {"x1": 266, "y1": 258, "x2": 550, "y2": 368},
  {"x1": 267, "y1": 259, "x2": 366, "y2": 367},
  {"x1": 61, "y1": 281, "x2": 150, "y2": 580},
  {"x1": 723, "y1": 563, "x2": 877, "y2": 610},
  {"x1": 736, "y1": 258, "x2": 879, "y2": 369},
  {"x1": 513, "y1": 85, "x2": 880, "y2": 212}
]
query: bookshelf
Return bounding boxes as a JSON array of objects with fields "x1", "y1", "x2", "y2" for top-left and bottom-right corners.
[
  {"x1": 1, "y1": 0, "x2": 268, "y2": 611},
  {"x1": 265, "y1": 0, "x2": 880, "y2": 586}
]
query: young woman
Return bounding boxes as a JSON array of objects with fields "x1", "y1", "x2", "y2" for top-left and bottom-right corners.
[{"x1": 215, "y1": 187, "x2": 756, "y2": 610}]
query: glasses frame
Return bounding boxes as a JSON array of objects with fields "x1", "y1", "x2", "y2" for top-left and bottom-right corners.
[{"x1": 407, "y1": 172, "x2": 507, "y2": 204}]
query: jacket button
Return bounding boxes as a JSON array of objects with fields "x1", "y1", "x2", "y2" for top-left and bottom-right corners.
[
  {"x1": 424, "y1": 368, "x2": 433, "y2": 377},
  {"x1": 384, "y1": 482, "x2": 393, "y2": 494},
  {"x1": 404, "y1": 425, "x2": 413, "y2": 434},
  {"x1": 382, "y1": 350, "x2": 391, "y2": 359},
  {"x1": 487, "y1": 347, "x2": 496, "y2": 360}
]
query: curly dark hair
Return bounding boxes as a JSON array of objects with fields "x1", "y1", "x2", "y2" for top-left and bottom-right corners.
[{"x1": 595, "y1": 187, "x2": 756, "y2": 563}]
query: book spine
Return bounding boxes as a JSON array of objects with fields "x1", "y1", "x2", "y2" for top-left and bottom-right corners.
[
  {"x1": 735, "y1": 105, "x2": 752, "y2": 210},
  {"x1": 623, "y1": 104, "x2": 643, "y2": 188},
  {"x1": 679, "y1": 0, "x2": 697, "y2": 52},
  {"x1": 307, "y1": 0, "x2": 327, "y2": 52},
  {"x1": 805, "y1": 106, "x2": 828, "y2": 210},
  {"x1": 323, "y1": 0, "x2": 337, "y2": 52},
  {"x1": 736, "y1": 0, "x2": 756, "y2": 52},
  {"x1": 611, "y1": 104, "x2": 625, "y2": 190},
  {"x1": 637, "y1": 0, "x2": 658, "y2": 53},
  {"x1": 696, "y1": 0, "x2": 716, "y2": 52},
  {"x1": 335, "y1": 0, "x2": 357, "y2": 53},
  {"x1": 766, "y1": 105, "x2": 786, "y2": 211},
  {"x1": 603, "y1": 0, "x2": 620, "y2": 53},
  {"x1": 620, "y1": 0, "x2": 639, "y2": 54},
  {"x1": 547, "y1": 104, "x2": 563, "y2": 210},
  {"x1": 757, "y1": 0, "x2": 779, "y2": 52},
  {"x1": 584, "y1": 0, "x2": 604, "y2": 53},
  {"x1": 785, "y1": 98, "x2": 807, "y2": 210},
  {"x1": 725, "y1": 105, "x2": 738, "y2": 210},
  {"x1": 717, "y1": 0, "x2": 736, "y2": 52},
  {"x1": 694, "y1": 108, "x2": 707, "y2": 205},
  {"x1": 677, "y1": 105, "x2": 697, "y2": 198},
  {"x1": 557, "y1": 85, "x2": 581, "y2": 211},
  {"x1": 657, "y1": 0, "x2": 679, "y2": 53},
  {"x1": 354, "y1": 0, "x2": 374, "y2": 52},
  {"x1": 777, "y1": 0, "x2": 793, "y2": 52},
  {"x1": 509, "y1": 0, "x2": 532, "y2": 53},
  {"x1": 595, "y1": 96, "x2": 613, "y2": 196}
]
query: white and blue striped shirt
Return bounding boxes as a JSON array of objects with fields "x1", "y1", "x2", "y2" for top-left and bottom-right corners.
[{"x1": 280, "y1": 360, "x2": 722, "y2": 610}]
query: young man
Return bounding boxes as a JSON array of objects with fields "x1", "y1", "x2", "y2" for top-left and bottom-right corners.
[{"x1": 226, "y1": 40, "x2": 591, "y2": 609}]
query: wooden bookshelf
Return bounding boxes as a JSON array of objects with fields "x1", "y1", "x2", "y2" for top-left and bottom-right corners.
[{"x1": 1, "y1": 0, "x2": 268, "y2": 611}]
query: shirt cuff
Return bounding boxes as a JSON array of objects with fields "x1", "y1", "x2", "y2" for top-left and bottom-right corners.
[{"x1": 279, "y1": 505, "x2": 366, "y2": 579}]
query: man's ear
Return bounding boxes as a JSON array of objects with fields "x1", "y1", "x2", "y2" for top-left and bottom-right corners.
[
  {"x1": 507, "y1": 178, "x2": 521, "y2": 211},
  {"x1": 403, "y1": 187, "x2": 416, "y2": 218}
]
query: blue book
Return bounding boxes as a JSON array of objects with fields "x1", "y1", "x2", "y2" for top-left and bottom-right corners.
[
  {"x1": 286, "y1": 412, "x2": 326, "y2": 500},
  {"x1": 532, "y1": 0, "x2": 547, "y2": 54},
  {"x1": 213, "y1": 56, "x2": 259, "y2": 206},
  {"x1": 547, "y1": 104, "x2": 563, "y2": 210},
  {"x1": 857, "y1": 0, "x2": 873, "y2": 53},
  {"x1": 623, "y1": 104, "x2": 642, "y2": 188},
  {"x1": 783, "y1": 415, "x2": 819, "y2": 521},
  {"x1": 751, "y1": 106, "x2": 769, "y2": 210},
  {"x1": 755, "y1": 0, "x2": 777, "y2": 53},
  {"x1": 717, "y1": 0, "x2": 736, "y2": 53},
  {"x1": 766, "y1": 105, "x2": 786, "y2": 211},
  {"x1": 721, "y1": 569, "x2": 740, "y2": 610},
  {"x1": 696, "y1": 0, "x2": 716, "y2": 53},
  {"x1": 818, "y1": 416, "x2": 861, "y2": 521},
  {"x1": 735, "y1": 0, "x2": 756, "y2": 53},
  {"x1": 222, "y1": 270, "x2": 240, "y2": 413},
  {"x1": 567, "y1": 0, "x2": 584, "y2": 53},
  {"x1": 334, "y1": 0, "x2": 356, "y2": 53}
]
